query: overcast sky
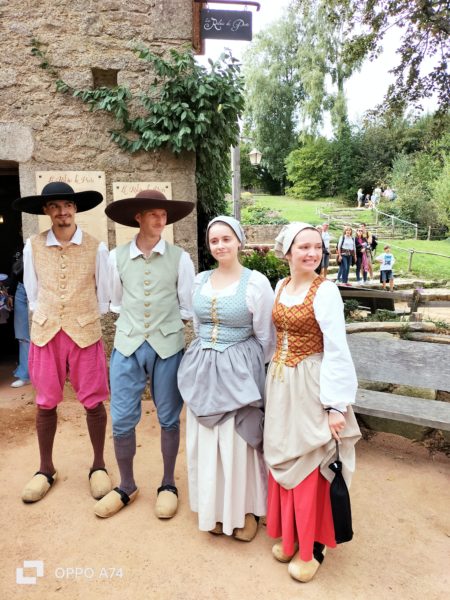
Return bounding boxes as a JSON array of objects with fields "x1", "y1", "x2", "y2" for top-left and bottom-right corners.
[{"x1": 198, "y1": 0, "x2": 437, "y2": 133}]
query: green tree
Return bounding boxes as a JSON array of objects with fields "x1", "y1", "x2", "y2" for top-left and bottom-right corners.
[
  {"x1": 242, "y1": 16, "x2": 304, "y2": 190},
  {"x1": 331, "y1": 0, "x2": 450, "y2": 116},
  {"x1": 289, "y1": 0, "x2": 364, "y2": 135},
  {"x1": 285, "y1": 136, "x2": 333, "y2": 199},
  {"x1": 432, "y1": 153, "x2": 450, "y2": 230},
  {"x1": 390, "y1": 151, "x2": 441, "y2": 229}
]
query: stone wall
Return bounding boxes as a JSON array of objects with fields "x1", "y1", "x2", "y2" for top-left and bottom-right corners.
[
  {"x1": 243, "y1": 224, "x2": 283, "y2": 245},
  {"x1": 0, "y1": 0, "x2": 197, "y2": 262}
]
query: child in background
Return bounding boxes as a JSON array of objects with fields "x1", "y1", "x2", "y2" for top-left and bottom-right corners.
[{"x1": 376, "y1": 245, "x2": 395, "y2": 291}]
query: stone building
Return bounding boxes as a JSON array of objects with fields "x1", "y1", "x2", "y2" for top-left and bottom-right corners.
[{"x1": 0, "y1": 0, "x2": 199, "y2": 354}]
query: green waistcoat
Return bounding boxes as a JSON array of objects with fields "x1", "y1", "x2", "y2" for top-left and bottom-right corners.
[{"x1": 114, "y1": 242, "x2": 184, "y2": 358}]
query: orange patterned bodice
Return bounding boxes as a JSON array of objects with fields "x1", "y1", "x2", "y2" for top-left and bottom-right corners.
[{"x1": 272, "y1": 275, "x2": 324, "y2": 368}]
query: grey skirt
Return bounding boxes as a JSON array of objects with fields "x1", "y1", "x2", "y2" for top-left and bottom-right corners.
[{"x1": 177, "y1": 336, "x2": 266, "y2": 417}]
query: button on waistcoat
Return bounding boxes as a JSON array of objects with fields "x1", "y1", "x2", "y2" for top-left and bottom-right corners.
[
  {"x1": 114, "y1": 242, "x2": 184, "y2": 359},
  {"x1": 272, "y1": 276, "x2": 324, "y2": 368},
  {"x1": 30, "y1": 231, "x2": 101, "y2": 348}
]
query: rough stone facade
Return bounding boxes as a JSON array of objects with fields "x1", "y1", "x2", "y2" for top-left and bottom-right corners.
[
  {"x1": 243, "y1": 224, "x2": 283, "y2": 245},
  {"x1": 0, "y1": 0, "x2": 197, "y2": 261}
]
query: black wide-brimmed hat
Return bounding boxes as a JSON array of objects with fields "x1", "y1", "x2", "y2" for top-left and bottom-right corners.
[
  {"x1": 105, "y1": 189, "x2": 194, "y2": 227},
  {"x1": 12, "y1": 182, "x2": 103, "y2": 214}
]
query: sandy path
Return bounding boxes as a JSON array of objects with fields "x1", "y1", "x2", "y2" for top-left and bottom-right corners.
[{"x1": 1, "y1": 388, "x2": 449, "y2": 600}]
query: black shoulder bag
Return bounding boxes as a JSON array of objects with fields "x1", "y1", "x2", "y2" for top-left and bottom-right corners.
[{"x1": 329, "y1": 440, "x2": 353, "y2": 543}]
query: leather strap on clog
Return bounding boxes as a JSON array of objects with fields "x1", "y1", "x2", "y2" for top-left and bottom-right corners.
[
  {"x1": 157, "y1": 484, "x2": 178, "y2": 497},
  {"x1": 34, "y1": 471, "x2": 56, "y2": 486}
]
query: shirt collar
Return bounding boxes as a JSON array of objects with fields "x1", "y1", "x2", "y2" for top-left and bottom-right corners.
[
  {"x1": 46, "y1": 226, "x2": 82, "y2": 247},
  {"x1": 129, "y1": 236, "x2": 166, "y2": 259}
]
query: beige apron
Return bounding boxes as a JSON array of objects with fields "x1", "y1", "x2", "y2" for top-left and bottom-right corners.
[{"x1": 264, "y1": 353, "x2": 361, "y2": 490}]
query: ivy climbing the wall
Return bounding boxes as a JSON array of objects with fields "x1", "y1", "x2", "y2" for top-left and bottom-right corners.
[{"x1": 31, "y1": 40, "x2": 245, "y2": 268}]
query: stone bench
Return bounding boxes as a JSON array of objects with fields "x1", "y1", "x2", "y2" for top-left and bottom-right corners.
[{"x1": 347, "y1": 334, "x2": 450, "y2": 431}]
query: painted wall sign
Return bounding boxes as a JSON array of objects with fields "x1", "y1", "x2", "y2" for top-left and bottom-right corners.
[
  {"x1": 36, "y1": 171, "x2": 108, "y2": 244},
  {"x1": 201, "y1": 9, "x2": 252, "y2": 41},
  {"x1": 111, "y1": 181, "x2": 173, "y2": 246}
]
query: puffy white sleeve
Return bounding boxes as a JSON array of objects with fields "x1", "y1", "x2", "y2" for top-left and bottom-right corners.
[
  {"x1": 177, "y1": 251, "x2": 196, "y2": 321},
  {"x1": 95, "y1": 242, "x2": 110, "y2": 314},
  {"x1": 246, "y1": 271, "x2": 276, "y2": 362},
  {"x1": 191, "y1": 272, "x2": 207, "y2": 336},
  {"x1": 23, "y1": 238, "x2": 38, "y2": 312},
  {"x1": 313, "y1": 280, "x2": 358, "y2": 412},
  {"x1": 108, "y1": 249, "x2": 123, "y2": 314}
]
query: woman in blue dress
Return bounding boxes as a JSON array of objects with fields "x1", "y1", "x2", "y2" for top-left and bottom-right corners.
[{"x1": 178, "y1": 216, "x2": 275, "y2": 541}]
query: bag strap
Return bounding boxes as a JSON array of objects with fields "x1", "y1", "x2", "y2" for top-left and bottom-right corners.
[{"x1": 335, "y1": 439, "x2": 340, "y2": 461}]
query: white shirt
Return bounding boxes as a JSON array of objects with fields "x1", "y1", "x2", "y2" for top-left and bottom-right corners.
[
  {"x1": 23, "y1": 227, "x2": 110, "y2": 314},
  {"x1": 109, "y1": 237, "x2": 195, "y2": 320},
  {"x1": 321, "y1": 230, "x2": 330, "y2": 251},
  {"x1": 193, "y1": 269, "x2": 276, "y2": 363},
  {"x1": 376, "y1": 252, "x2": 396, "y2": 270},
  {"x1": 275, "y1": 279, "x2": 357, "y2": 412}
]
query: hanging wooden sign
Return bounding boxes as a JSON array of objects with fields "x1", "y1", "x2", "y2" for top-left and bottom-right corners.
[{"x1": 201, "y1": 9, "x2": 252, "y2": 41}]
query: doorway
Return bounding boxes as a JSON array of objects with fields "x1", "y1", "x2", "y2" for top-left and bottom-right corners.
[{"x1": 0, "y1": 162, "x2": 22, "y2": 364}]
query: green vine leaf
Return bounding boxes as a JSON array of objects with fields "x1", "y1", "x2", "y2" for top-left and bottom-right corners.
[{"x1": 30, "y1": 40, "x2": 244, "y2": 268}]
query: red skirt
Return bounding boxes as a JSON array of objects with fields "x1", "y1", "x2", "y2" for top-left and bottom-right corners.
[{"x1": 267, "y1": 468, "x2": 336, "y2": 561}]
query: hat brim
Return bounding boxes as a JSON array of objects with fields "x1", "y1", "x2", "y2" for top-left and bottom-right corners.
[
  {"x1": 105, "y1": 198, "x2": 195, "y2": 227},
  {"x1": 12, "y1": 191, "x2": 103, "y2": 214}
]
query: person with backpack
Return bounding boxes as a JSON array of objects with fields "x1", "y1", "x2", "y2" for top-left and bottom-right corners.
[
  {"x1": 360, "y1": 223, "x2": 375, "y2": 281},
  {"x1": 336, "y1": 226, "x2": 356, "y2": 285}
]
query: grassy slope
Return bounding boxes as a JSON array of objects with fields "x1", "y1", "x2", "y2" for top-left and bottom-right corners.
[
  {"x1": 243, "y1": 195, "x2": 334, "y2": 224},
  {"x1": 245, "y1": 195, "x2": 450, "y2": 281},
  {"x1": 376, "y1": 238, "x2": 450, "y2": 280}
]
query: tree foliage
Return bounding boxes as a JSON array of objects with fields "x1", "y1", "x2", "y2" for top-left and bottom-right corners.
[
  {"x1": 242, "y1": 1, "x2": 365, "y2": 188},
  {"x1": 330, "y1": 0, "x2": 450, "y2": 116},
  {"x1": 31, "y1": 40, "x2": 245, "y2": 267},
  {"x1": 285, "y1": 112, "x2": 450, "y2": 218},
  {"x1": 288, "y1": 0, "x2": 364, "y2": 134},
  {"x1": 242, "y1": 17, "x2": 304, "y2": 189},
  {"x1": 433, "y1": 153, "x2": 450, "y2": 230},
  {"x1": 285, "y1": 137, "x2": 334, "y2": 199}
]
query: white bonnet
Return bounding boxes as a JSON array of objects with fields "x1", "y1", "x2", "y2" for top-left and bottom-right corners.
[
  {"x1": 274, "y1": 222, "x2": 318, "y2": 258},
  {"x1": 206, "y1": 215, "x2": 246, "y2": 249}
]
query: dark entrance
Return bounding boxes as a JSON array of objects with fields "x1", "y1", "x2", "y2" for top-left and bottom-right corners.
[{"x1": 0, "y1": 162, "x2": 23, "y2": 361}]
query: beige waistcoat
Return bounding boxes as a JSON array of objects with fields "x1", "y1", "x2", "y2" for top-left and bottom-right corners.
[{"x1": 30, "y1": 231, "x2": 102, "y2": 348}]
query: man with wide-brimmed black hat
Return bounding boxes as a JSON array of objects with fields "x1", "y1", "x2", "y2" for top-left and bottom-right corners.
[
  {"x1": 13, "y1": 181, "x2": 112, "y2": 505},
  {"x1": 94, "y1": 189, "x2": 195, "y2": 519}
]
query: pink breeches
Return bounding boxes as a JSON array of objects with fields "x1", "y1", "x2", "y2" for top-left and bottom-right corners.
[{"x1": 29, "y1": 330, "x2": 109, "y2": 410}]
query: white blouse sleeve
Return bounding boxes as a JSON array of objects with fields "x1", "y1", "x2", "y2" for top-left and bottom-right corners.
[
  {"x1": 313, "y1": 280, "x2": 358, "y2": 412},
  {"x1": 177, "y1": 251, "x2": 196, "y2": 321},
  {"x1": 108, "y1": 249, "x2": 123, "y2": 314},
  {"x1": 23, "y1": 238, "x2": 38, "y2": 312},
  {"x1": 246, "y1": 271, "x2": 276, "y2": 362},
  {"x1": 191, "y1": 272, "x2": 206, "y2": 336},
  {"x1": 95, "y1": 242, "x2": 110, "y2": 314}
]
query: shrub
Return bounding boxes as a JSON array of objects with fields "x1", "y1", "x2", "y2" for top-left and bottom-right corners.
[
  {"x1": 242, "y1": 206, "x2": 289, "y2": 225},
  {"x1": 241, "y1": 248, "x2": 290, "y2": 288},
  {"x1": 240, "y1": 192, "x2": 254, "y2": 207},
  {"x1": 343, "y1": 299, "x2": 360, "y2": 319}
]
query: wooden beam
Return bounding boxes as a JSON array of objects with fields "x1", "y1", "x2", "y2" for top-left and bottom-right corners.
[
  {"x1": 192, "y1": 1, "x2": 205, "y2": 55},
  {"x1": 348, "y1": 335, "x2": 450, "y2": 391},
  {"x1": 354, "y1": 389, "x2": 450, "y2": 431}
]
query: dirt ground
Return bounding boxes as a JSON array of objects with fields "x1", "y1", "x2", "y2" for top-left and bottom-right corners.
[{"x1": 1, "y1": 378, "x2": 449, "y2": 600}]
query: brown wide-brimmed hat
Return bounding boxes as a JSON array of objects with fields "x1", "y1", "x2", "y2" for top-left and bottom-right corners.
[
  {"x1": 105, "y1": 189, "x2": 194, "y2": 227},
  {"x1": 12, "y1": 181, "x2": 103, "y2": 215}
]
